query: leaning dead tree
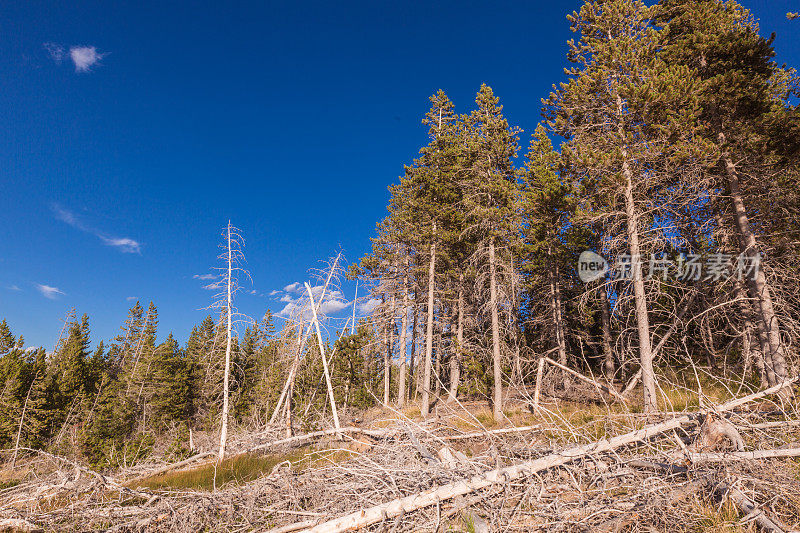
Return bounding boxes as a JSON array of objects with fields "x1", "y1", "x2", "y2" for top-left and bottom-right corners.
[
  {"x1": 270, "y1": 253, "x2": 348, "y2": 436},
  {"x1": 204, "y1": 221, "x2": 251, "y2": 461}
]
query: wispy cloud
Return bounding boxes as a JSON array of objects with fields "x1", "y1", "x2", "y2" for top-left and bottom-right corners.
[
  {"x1": 70, "y1": 46, "x2": 105, "y2": 72},
  {"x1": 193, "y1": 274, "x2": 215, "y2": 280},
  {"x1": 52, "y1": 204, "x2": 142, "y2": 254},
  {"x1": 36, "y1": 283, "x2": 65, "y2": 300},
  {"x1": 126, "y1": 296, "x2": 138, "y2": 302},
  {"x1": 43, "y1": 43, "x2": 64, "y2": 63},
  {"x1": 356, "y1": 298, "x2": 381, "y2": 316},
  {"x1": 99, "y1": 236, "x2": 141, "y2": 254},
  {"x1": 7, "y1": 285, "x2": 22, "y2": 291}
]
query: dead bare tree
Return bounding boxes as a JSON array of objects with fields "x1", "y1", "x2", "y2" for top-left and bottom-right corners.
[{"x1": 203, "y1": 221, "x2": 251, "y2": 461}]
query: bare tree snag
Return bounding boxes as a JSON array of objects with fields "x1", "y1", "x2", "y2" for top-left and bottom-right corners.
[
  {"x1": 488, "y1": 239, "x2": 503, "y2": 421},
  {"x1": 11, "y1": 369, "x2": 38, "y2": 469},
  {"x1": 270, "y1": 256, "x2": 340, "y2": 426},
  {"x1": 533, "y1": 357, "x2": 546, "y2": 407},
  {"x1": 447, "y1": 282, "x2": 464, "y2": 403},
  {"x1": 721, "y1": 133, "x2": 790, "y2": 396},
  {"x1": 397, "y1": 266, "x2": 410, "y2": 407},
  {"x1": 615, "y1": 91, "x2": 656, "y2": 413},
  {"x1": 422, "y1": 223, "x2": 436, "y2": 417},
  {"x1": 303, "y1": 377, "x2": 796, "y2": 533},
  {"x1": 305, "y1": 282, "x2": 341, "y2": 432},
  {"x1": 218, "y1": 221, "x2": 234, "y2": 461}
]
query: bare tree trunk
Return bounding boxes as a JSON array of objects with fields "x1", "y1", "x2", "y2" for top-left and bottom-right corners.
[
  {"x1": 599, "y1": 285, "x2": 615, "y2": 381},
  {"x1": 397, "y1": 270, "x2": 410, "y2": 407},
  {"x1": 218, "y1": 222, "x2": 233, "y2": 461},
  {"x1": 306, "y1": 283, "x2": 341, "y2": 431},
  {"x1": 11, "y1": 371, "x2": 38, "y2": 469},
  {"x1": 447, "y1": 282, "x2": 464, "y2": 403},
  {"x1": 510, "y1": 255, "x2": 522, "y2": 386},
  {"x1": 489, "y1": 239, "x2": 503, "y2": 420},
  {"x1": 409, "y1": 292, "x2": 419, "y2": 400},
  {"x1": 435, "y1": 319, "x2": 443, "y2": 396},
  {"x1": 721, "y1": 138, "x2": 789, "y2": 395},
  {"x1": 548, "y1": 247, "x2": 568, "y2": 389},
  {"x1": 616, "y1": 93, "x2": 657, "y2": 412},
  {"x1": 384, "y1": 295, "x2": 396, "y2": 405},
  {"x1": 622, "y1": 167, "x2": 656, "y2": 413},
  {"x1": 382, "y1": 296, "x2": 390, "y2": 406},
  {"x1": 736, "y1": 280, "x2": 767, "y2": 387},
  {"x1": 421, "y1": 226, "x2": 436, "y2": 417}
]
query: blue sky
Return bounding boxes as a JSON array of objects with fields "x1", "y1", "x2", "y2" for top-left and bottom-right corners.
[{"x1": 1, "y1": 1, "x2": 797, "y2": 349}]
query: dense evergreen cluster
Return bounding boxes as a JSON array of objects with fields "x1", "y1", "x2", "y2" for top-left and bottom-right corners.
[{"x1": 358, "y1": 0, "x2": 799, "y2": 415}]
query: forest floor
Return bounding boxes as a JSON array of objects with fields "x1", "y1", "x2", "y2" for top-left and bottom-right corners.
[{"x1": 1, "y1": 373, "x2": 800, "y2": 532}]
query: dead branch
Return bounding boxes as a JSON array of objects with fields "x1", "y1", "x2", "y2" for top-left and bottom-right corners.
[{"x1": 303, "y1": 376, "x2": 797, "y2": 532}]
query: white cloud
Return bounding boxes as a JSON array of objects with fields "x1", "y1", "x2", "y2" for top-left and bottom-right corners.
[
  {"x1": 283, "y1": 282, "x2": 302, "y2": 293},
  {"x1": 319, "y1": 299, "x2": 349, "y2": 315},
  {"x1": 126, "y1": 296, "x2": 138, "y2": 301},
  {"x1": 7, "y1": 285, "x2": 21, "y2": 291},
  {"x1": 193, "y1": 273, "x2": 215, "y2": 280},
  {"x1": 36, "y1": 284, "x2": 65, "y2": 300},
  {"x1": 356, "y1": 298, "x2": 381, "y2": 315},
  {"x1": 275, "y1": 285, "x2": 350, "y2": 320},
  {"x1": 249, "y1": 289, "x2": 257, "y2": 295},
  {"x1": 269, "y1": 290, "x2": 280, "y2": 296},
  {"x1": 43, "y1": 42, "x2": 64, "y2": 63},
  {"x1": 99, "y1": 236, "x2": 141, "y2": 254},
  {"x1": 70, "y1": 46, "x2": 105, "y2": 72},
  {"x1": 52, "y1": 204, "x2": 142, "y2": 254}
]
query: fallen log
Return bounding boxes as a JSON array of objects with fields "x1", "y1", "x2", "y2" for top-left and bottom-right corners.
[
  {"x1": 631, "y1": 459, "x2": 794, "y2": 532},
  {"x1": 302, "y1": 377, "x2": 797, "y2": 533},
  {"x1": 0, "y1": 518, "x2": 43, "y2": 532},
  {"x1": 439, "y1": 425, "x2": 542, "y2": 441},
  {"x1": 681, "y1": 448, "x2": 800, "y2": 462},
  {"x1": 542, "y1": 357, "x2": 627, "y2": 403},
  {"x1": 717, "y1": 481, "x2": 791, "y2": 533},
  {"x1": 248, "y1": 426, "x2": 391, "y2": 453}
]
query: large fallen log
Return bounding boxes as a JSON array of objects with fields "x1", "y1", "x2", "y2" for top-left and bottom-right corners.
[
  {"x1": 681, "y1": 448, "x2": 800, "y2": 462},
  {"x1": 542, "y1": 357, "x2": 627, "y2": 403},
  {"x1": 248, "y1": 426, "x2": 391, "y2": 453},
  {"x1": 300, "y1": 377, "x2": 797, "y2": 533},
  {"x1": 439, "y1": 425, "x2": 542, "y2": 441}
]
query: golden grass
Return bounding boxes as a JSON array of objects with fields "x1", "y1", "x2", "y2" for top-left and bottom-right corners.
[
  {"x1": 693, "y1": 498, "x2": 756, "y2": 532},
  {"x1": 132, "y1": 448, "x2": 312, "y2": 492}
]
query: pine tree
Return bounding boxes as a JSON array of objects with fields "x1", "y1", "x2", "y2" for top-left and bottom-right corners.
[
  {"x1": 546, "y1": 0, "x2": 708, "y2": 412},
  {"x1": 463, "y1": 84, "x2": 521, "y2": 420},
  {"x1": 656, "y1": 0, "x2": 795, "y2": 393},
  {"x1": 520, "y1": 124, "x2": 575, "y2": 385}
]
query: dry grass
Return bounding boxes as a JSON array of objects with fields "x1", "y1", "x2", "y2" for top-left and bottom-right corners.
[{"x1": 133, "y1": 448, "x2": 313, "y2": 491}]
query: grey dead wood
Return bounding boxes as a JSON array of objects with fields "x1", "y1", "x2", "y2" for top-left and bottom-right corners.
[{"x1": 300, "y1": 377, "x2": 797, "y2": 533}]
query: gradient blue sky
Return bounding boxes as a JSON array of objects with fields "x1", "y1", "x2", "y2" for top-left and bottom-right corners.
[{"x1": 1, "y1": 1, "x2": 797, "y2": 349}]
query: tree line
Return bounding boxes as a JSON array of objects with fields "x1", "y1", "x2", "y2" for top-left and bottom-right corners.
[
  {"x1": 1, "y1": 0, "x2": 797, "y2": 467},
  {"x1": 356, "y1": 0, "x2": 799, "y2": 417}
]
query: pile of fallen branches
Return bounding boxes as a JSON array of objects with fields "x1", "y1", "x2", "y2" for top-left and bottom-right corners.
[{"x1": 1, "y1": 378, "x2": 798, "y2": 532}]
